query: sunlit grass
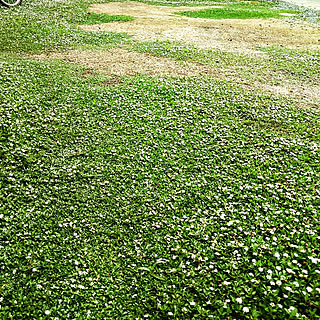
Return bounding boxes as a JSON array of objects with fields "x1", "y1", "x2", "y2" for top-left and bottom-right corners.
[{"x1": 176, "y1": 1, "x2": 301, "y2": 19}]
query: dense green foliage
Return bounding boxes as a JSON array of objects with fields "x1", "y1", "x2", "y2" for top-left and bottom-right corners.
[
  {"x1": 1, "y1": 0, "x2": 320, "y2": 319},
  {"x1": 0, "y1": 0, "x2": 130, "y2": 53}
]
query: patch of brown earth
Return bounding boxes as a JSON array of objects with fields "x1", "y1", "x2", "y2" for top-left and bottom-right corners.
[
  {"x1": 33, "y1": 48, "x2": 319, "y2": 105},
  {"x1": 34, "y1": 48, "x2": 218, "y2": 77},
  {"x1": 80, "y1": 1, "x2": 320, "y2": 54}
]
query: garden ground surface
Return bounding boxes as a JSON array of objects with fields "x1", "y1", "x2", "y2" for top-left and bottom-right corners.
[{"x1": 1, "y1": 0, "x2": 320, "y2": 319}]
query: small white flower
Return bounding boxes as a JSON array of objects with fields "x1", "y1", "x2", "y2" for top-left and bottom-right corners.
[
  {"x1": 190, "y1": 301, "x2": 196, "y2": 306},
  {"x1": 258, "y1": 267, "x2": 263, "y2": 272},
  {"x1": 276, "y1": 280, "x2": 282, "y2": 286},
  {"x1": 278, "y1": 304, "x2": 283, "y2": 309},
  {"x1": 168, "y1": 312, "x2": 173, "y2": 316},
  {"x1": 275, "y1": 252, "x2": 280, "y2": 258},
  {"x1": 223, "y1": 281, "x2": 231, "y2": 285},
  {"x1": 243, "y1": 307, "x2": 249, "y2": 313},
  {"x1": 293, "y1": 282, "x2": 299, "y2": 287},
  {"x1": 45, "y1": 310, "x2": 50, "y2": 315},
  {"x1": 236, "y1": 297, "x2": 243, "y2": 304},
  {"x1": 308, "y1": 256, "x2": 319, "y2": 264},
  {"x1": 306, "y1": 287, "x2": 312, "y2": 293}
]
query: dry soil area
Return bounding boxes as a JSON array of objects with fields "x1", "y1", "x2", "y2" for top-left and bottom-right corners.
[
  {"x1": 81, "y1": 1, "x2": 320, "y2": 54},
  {"x1": 35, "y1": 1, "x2": 320, "y2": 105}
]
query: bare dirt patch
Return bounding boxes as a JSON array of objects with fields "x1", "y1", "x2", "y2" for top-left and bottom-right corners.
[
  {"x1": 34, "y1": 48, "x2": 219, "y2": 77},
  {"x1": 33, "y1": 47, "x2": 319, "y2": 105},
  {"x1": 33, "y1": 1, "x2": 320, "y2": 105},
  {"x1": 80, "y1": 1, "x2": 320, "y2": 54}
]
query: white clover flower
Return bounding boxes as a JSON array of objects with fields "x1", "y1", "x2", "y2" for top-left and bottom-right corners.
[
  {"x1": 243, "y1": 307, "x2": 249, "y2": 313},
  {"x1": 308, "y1": 257, "x2": 319, "y2": 263},
  {"x1": 236, "y1": 297, "x2": 243, "y2": 304},
  {"x1": 286, "y1": 268, "x2": 295, "y2": 274},
  {"x1": 276, "y1": 280, "x2": 282, "y2": 286}
]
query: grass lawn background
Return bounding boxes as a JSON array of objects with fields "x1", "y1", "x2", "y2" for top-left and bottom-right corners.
[{"x1": 0, "y1": 0, "x2": 320, "y2": 319}]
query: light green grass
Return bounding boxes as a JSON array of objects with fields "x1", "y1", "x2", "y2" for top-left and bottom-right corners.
[{"x1": 177, "y1": 2, "x2": 301, "y2": 19}]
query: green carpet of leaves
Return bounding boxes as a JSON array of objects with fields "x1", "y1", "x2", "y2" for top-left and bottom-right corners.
[
  {"x1": 0, "y1": 0, "x2": 130, "y2": 53},
  {"x1": 1, "y1": 0, "x2": 320, "y2": 319},
  {"x1": 1, "y1": 56, "x2": 320, "y2": 319}
]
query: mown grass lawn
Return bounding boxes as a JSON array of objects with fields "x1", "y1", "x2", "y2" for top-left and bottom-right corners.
[{"x1": 1, "y1": 0, "x2": 320, "y2": 319}]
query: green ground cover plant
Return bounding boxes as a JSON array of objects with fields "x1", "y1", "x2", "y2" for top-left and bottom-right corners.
[
  {"x1": 79, "y1": 12, "x2": 134, "y2": 25},
  {"x1": 0, "y1": 0, "x2": 131, "y2": 53},
  {"x1": 1, "y1": 56, "x2": 320, "y2": 320},
  {"x1": 1, "y1": 0, "x2": 320, "y2": 319}
]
